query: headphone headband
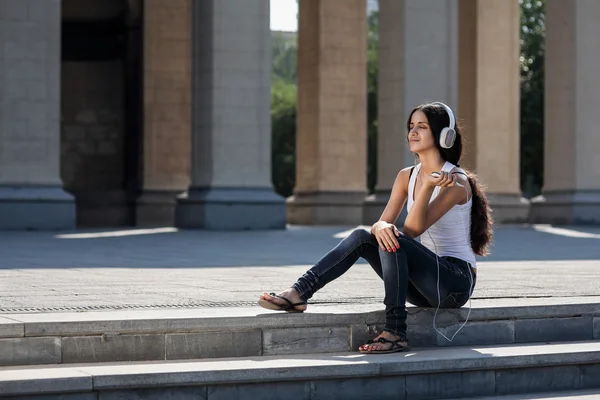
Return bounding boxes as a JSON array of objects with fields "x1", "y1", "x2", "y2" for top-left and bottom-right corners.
[{"x1": 432, "y1": 102, "x2": 455, "y2": 129}]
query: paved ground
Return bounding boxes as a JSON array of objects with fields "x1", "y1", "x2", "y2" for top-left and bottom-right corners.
[{"x1": 0, "y1": 224, "x2": 599, "y2": 313}]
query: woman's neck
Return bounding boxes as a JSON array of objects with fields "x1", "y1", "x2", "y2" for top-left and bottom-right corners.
[{"x1": 417, "y1": 151, "x2": 446, "y2": 176}]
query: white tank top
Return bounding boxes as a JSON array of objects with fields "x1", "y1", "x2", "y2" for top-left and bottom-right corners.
[{"x1": 407, "y1": 161, "x2": 477, "y2": 268}]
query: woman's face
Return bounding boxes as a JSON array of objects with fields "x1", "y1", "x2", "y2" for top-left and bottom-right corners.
[{"x1": 408, "y1": 110, "x2": 435, "y2": 154}]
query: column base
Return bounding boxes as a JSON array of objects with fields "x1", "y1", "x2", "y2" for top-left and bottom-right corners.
[
  {"x1": 530, "y1": 190, "x2": 600, "y2": 225},
  {"x1": 74, "y1": 190, "x2": 131, "y2": 227},
  {"x1": 488, "y1": 193, "x2": 531, "y2": 224},
  {"x1": 175, "y1": 187, "x2": 286, "y2": 230},
  {"x1": 0, "y1": 185, "x2": 75, "y2": 230},
  {"x1": 136, "y1": 190, "x2": 182, "y2": 227},
  {"x1": 363, "y1": 190, "x2": 408, "y2": 227},
  {"x1": 286, "y1": 191, "x2": 367, "y2": 225}
]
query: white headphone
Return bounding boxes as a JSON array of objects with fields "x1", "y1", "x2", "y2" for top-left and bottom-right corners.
[{"x1": 432, "y1": 102, "x2": 456, "y2": 149}]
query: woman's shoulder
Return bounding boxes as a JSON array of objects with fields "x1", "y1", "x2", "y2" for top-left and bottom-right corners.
[
  {"x1": 391, "y1": 164, "x2": 419, "y2": 194},
  {"x1": 398, "y1": 164, "x2": 419, "y2": 178}
]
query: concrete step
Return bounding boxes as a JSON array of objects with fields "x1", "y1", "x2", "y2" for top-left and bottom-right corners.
[
  {"x1": 0, "y1": 297, "x2": 598, "y2": 367},
  {"x1": 450, "y1": 389, "x2": 600, "y2": 399},
  {"x1": 1, "y1": 340, "x2": 600, "y2": 399}
]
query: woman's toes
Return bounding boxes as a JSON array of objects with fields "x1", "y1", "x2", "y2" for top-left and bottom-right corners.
[{"x1": 263, "y1": 293, "x2": 275, "y2": 301}]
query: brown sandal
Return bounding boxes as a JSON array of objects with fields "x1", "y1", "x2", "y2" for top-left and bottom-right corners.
[{"x1": 359, "y1": 337, "x2": 410, "y2": 354}]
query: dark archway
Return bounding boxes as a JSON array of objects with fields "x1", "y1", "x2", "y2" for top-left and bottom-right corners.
[{"x1": 60, "y1": 0, "x2": 143, "y2": 227}]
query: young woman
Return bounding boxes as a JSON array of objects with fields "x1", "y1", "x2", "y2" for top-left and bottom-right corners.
[{"x1": 258, "y1": 102, "x2": 493, "y2": 354}]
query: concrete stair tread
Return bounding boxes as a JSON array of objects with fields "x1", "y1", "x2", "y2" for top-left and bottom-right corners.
[
  {"x1": 1, "y1": 340, "x2": 600, "y2": 397},
  {"x1": 450, "y1": 389, "x2": 600, "y2": 399},
  {"x1": 1, "y1": 296, "x2": 599, "y2": 337}
]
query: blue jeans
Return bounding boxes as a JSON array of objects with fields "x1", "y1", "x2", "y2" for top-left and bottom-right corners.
[{"x1": 291, "y1": 228, "x2": 476, "y2": 340}]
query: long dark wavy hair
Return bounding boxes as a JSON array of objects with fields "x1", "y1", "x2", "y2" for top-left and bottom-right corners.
[{"x1": 406, "y1": 102, "x2": 493, "y2": 256}]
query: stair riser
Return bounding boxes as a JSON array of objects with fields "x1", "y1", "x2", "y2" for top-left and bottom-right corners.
[
  {"x1": 1, "y1": 315, "x2": 599, "y2": 367},
  {"x1": 2, "y1": 363, "x2": 600, "y2": 400}
]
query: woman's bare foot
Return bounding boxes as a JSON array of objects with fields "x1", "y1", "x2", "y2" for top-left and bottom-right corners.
[
  {"x1": 358, "y1": 331, "x2": 409, "y2": 353},
  {"x1": 259, "y1": 288, "x2": 307, "y2": 312}
]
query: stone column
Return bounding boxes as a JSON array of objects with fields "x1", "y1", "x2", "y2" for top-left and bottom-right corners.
[
  {"x1": 136, "y1": 0, "x2": 191, "y2": 226},
  {"x1": 287, "y1": 0, "x2": 368, "y2": 225},
  {"x1": 364, "y1": 0, "x2": 459, "y2": 225},
  {"x1": 0, "y1": 0, "x2": 75, "y2": 229},
  {"x1": 458, "y1": 0, "x2": 529, "y2": 223},
  {"x1": 531, "y1": 0, "x2": 600, "y2": 224},
  {"x1": 175, "y1": 0, "x2": 285, "y2": 230}
]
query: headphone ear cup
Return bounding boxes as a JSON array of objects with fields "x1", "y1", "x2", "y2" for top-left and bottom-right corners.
[
  {"x1": 439, "y1": 127, "x2": 450, "y2": 149},
  {"x1": 439, "y1": 128, "x2": 456, "y2": 149}
]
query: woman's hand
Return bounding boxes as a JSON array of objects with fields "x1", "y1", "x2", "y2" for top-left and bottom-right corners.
[
  {"x1": 370, "y1": 221, "x2": 400, "y2": 252},
  {"x1": 422, "y1": 171, "x2": 458, "y2": 188}
]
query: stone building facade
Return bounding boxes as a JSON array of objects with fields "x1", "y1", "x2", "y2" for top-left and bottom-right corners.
[{"x1": 0, "y1": 0, "x2": 598, "y2": 230}]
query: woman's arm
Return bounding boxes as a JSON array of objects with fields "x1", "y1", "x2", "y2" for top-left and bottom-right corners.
[
  {"x1": 402, "y1": 169, "x2": 470, "y2": 238},
  {"x1": 369, "y1": 166, "x2": 413, "y2": 251},
  {"x1": 375, "y1": 166, "x2": 413, "y2": 225}
]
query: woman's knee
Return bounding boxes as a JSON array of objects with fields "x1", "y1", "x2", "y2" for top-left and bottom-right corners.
[
  {"x1": 376, "y1": 230, "x2": 410, "y2": 254},
  {"x1": 340, "y1": 228, "x2": 378, "y2": 254},
  {"x1": 346, "y1": 228, "x2": 373, "y2": 243}
]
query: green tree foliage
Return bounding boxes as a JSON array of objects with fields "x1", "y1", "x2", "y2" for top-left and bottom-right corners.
[
  {"x1": 520, "y1": 0, "x2": 545, "y2": 198},
  {"x1": 272, "y1": 33, "x2": 297, "y2": 84},
  {"x1": 271, "y1": 32, "x2": 297, "y2": 197},
  {"x1": 271, "y1": 78, "x2": 297, "y2": 198}
]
